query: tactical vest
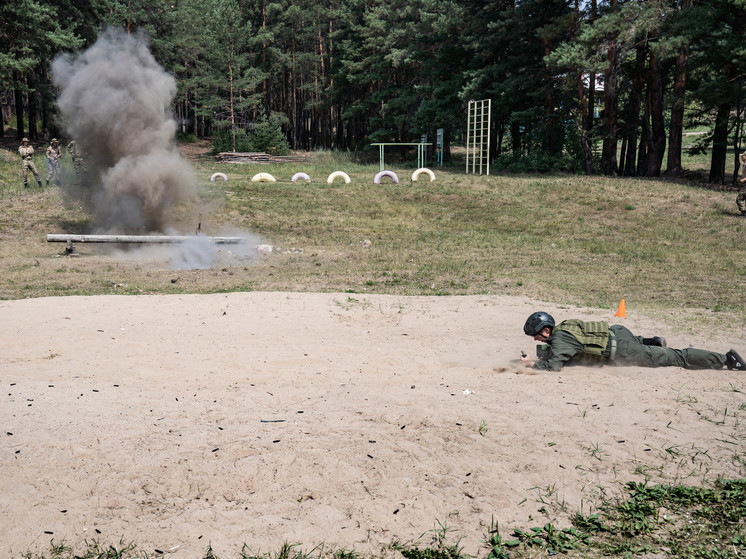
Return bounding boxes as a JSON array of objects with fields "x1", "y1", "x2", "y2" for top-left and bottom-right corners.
[{"x1": 553, "y1": 319, "x2": 610, "y2": 359}]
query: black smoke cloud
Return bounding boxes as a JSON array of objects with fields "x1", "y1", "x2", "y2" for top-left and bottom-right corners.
[{"x1": 52, "y1": 28, "x2": 196, "y2": 233}]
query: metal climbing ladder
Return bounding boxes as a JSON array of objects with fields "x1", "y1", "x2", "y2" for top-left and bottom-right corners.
[{"x1": 466, "y1": 99, "x2": 491, "y2": 175}]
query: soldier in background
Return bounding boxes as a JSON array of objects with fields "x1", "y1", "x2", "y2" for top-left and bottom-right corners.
[
  {"x1": 18, "y1": 138, "x2": 43, "y2": 188},
  {"x1": 45, "y1": 138, "x2": 62, "y2": 187},
  {"x1": 736, "y1": 151, "x2": 746, "y2": 217},
  {"x1": 67, "y1": 140, "x2": 86, "y2": 185}
]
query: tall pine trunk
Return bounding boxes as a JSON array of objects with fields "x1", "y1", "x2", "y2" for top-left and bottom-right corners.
[
  {"x1": 637, "y1": 79, "x2": 650, "y2": 176},
  {"x1": 27, "y1": 76, "x2": 38, "y2": 141},
  {"x1": 511, "y1": 121, "x2": 521, "y2": 153},
  {"x1": 577, "y1": 72, "x2": 593, "y2": 174},
  {"x1": 622, "y1": 46, "x2": 645, "y2": 175},
  {"x1": 709, "y1": 103, "x2": 730, "y2": 184},
  {"x1": 580, "y1": 0, "x2": 597, "y2": 174},
  {"x1": 543, "y1": 39, "x2": 559, "y2": 155},
  {"x1": 645, "y1": 49, "x2": 665, "y2": 176},
  {"x1": 228, "y1": 53, "x2": 236, "y2": 152},
  {"x1": 666, "y1": 40, "x2": 689, "y2": 177},
  {"x1": 14, "y1": 78, "x2": 24, "y2": 140},
  {"x1": 600, "y1": 2, "x2": 619, "y2": 176},
  {"x1": 600, "y1": 47, "x2": 618, "y2": 174}
]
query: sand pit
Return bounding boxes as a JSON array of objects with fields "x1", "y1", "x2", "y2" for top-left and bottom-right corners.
[{"x1": 2, "y1": 293, "x2": 744, "y2": 557}]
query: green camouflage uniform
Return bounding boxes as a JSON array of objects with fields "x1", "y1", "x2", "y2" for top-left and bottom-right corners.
[
  {"x1": 45, "y1": 140, "x2": 62, "y2": 186},
  {"x1": 737, "y1": 152, "x2": 746, "y2": 215},
  {"x1": 18, "y1": 140, "x2": 42, "y2": 188},
  {"x1": 67, "y1": 140, "x2": 85, "y2": 185},
  {"x1": 533, "y1": 319, "x2": 727, "y2": 372}
]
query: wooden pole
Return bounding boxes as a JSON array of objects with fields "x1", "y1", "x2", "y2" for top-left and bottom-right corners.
[{"x1": 47, "y1": 234, "x2": 245, "y2": 244}]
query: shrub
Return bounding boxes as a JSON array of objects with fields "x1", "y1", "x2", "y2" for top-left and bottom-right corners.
[
  {"x1": 493, "y1": 151, "x2": 581, "y2": 173},
  {"x1": 210, "y1": 114, "x2": 291, "y2": 155},
  {"x1": 247, "y1": 114, "x2": 291, "y2": 155}
]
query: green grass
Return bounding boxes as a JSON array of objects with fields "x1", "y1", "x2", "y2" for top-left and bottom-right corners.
[
  {"x1": 190, "y1": 155, "x2": 743, "y2": 334},
  {"x1": 19, "y1": 480, "x2": 746, "y2": 557},
  {"x1": 0, "y1": 146, "x2": 744, "y2": 332}
]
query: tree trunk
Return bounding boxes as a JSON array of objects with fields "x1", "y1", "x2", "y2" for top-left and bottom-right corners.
[
  {"x1": 511, "y1": 121, "x2": 521, "y2": 153},
  {"x1": 638, "y1": 87, "x2": 650, "y2": 176},
  {"x1": 600, "y1": 19, "x2": 618, "y2": 175},
  {"x1": 666, "y1": 42, "x2": 689, "y2": 177},
  {"x1": 645, "y1": 50, "x2": 666, "y2": 176},
  {"x1": 733, "y1": 99, "x2": 744, "y2": 185},
  {"x1": 27, "y1": 78, "x2": 38, "y2": 141},
  {"x1": 496, "y1": 119, "x2": 504, "y2": 156},
  {"x1": 578, "y1": 73, "x2": 593, "y2": 174},
  {"x1": 622, "y1": 45, "x2": 645, "y2": 176},
  {"x1": 582, "y1": 0, "x2": 597, "y2": 174},
  {"x1": 14, "y1": 79, "x2": 24, "y2": 140},
  {"x1": 228, "y1": 52, "x2": 236, "y2": 152},
  {"x1": 708, "y1": 102, "x2": 730, "y2": 184},
  {"x1": 544, "y1": 38, "x2": 559, "y2": 155}
]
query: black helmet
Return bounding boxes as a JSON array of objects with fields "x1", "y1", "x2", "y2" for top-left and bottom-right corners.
[{"x1": 524, "y1": 311, "x2": 555, "y2": 336}]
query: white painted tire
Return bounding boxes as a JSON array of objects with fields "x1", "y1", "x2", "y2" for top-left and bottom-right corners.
[
  {"x1": 210, "y1": 172, "x2": 228, "y2": 182},
  {"x1": 327, "y1": 171, "x2": 351, "y2": 184},
  {"x1": 374, "y1": 170, "x2": 399, "y2": 184},
  {"x1": 251, "y1": 172, "x2": 276, "y2": 183},
  {"x1": 291, "y1": 172, "x2": 311, "y2": 183},
  {"x1": 411, "y1": 168, "x2": 435, "y2": 182}
]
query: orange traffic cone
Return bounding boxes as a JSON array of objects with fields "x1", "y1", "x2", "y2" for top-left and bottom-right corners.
[{"x1": 615, "y1": 299, "x2": 626, "y2": 318}]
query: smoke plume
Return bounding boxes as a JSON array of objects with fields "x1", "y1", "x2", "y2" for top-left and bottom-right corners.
[{"x1": 52, "y1": 28, "x2": 196, "y2": 233}]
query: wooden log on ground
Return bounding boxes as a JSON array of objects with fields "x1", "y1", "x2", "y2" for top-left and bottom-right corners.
[
  {"x1": 47, "y1": 234, "x2": 246, "y2": 244},
  {"x1": 215, "y1": 152, "x2": 308, "y2": 164}
]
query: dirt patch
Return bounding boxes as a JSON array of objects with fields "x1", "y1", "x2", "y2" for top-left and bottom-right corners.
[
  {"x1": 177, "y1": 138, "x2": 213, "y2": 161},
  {"x1": 1, "y1": 293, "x2": 744, "y2": 558}
]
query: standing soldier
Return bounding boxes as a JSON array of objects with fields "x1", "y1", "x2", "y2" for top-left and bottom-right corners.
[
  {"x1": 45, "y1": 138, "x2": 62, "y2": 187},
  {"x1": 18, "y1": 138, "x2": 43, "y2": 188},
  {"x1": 737, "y1": 151, "x2": 746, "y2": 217},
  {"x1": 67, "y1": 140, "x2": 85, "y2": 186}
]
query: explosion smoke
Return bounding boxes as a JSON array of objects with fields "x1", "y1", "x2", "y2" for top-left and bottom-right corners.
[{"x1": 52, "y1": 28, "x2": 195, "y2": 233}]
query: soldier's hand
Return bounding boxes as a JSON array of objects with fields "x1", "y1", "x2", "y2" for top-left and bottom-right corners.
[{"x1": 519, "y1": 351, "x2": 534, "y2": 368}]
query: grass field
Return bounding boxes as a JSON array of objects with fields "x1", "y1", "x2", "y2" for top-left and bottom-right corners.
[
  {"x1": 1, "y1": 142, "x2": 744, "y2": 335},
  {"x1": 1, "y1": 141, "x2": 745, "y2": 558}
]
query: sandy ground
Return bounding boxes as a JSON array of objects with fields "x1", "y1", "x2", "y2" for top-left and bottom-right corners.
[{"x1": 2, "y1": 292, "x2": 745, "y2": 558}]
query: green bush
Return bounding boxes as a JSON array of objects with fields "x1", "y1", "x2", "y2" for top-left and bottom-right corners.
[
  {"x1": 177, "y1": 132, "x2": 198, "y2": 143},
  {"x1": 248, "y1": 114, "x2": 291, "y2": 155},
  {"x1": 210, "y1": 114, "x2": 290, "y2": 155},
  {"x1": 493, "y1": 151, "x2": 580, "y2": 173},
  {"x1": 211, "y1": 128, "x2": 251, "y2": 154}
]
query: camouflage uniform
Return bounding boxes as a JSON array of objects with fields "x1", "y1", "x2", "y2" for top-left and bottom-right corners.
[
  {"x1": 532, "y1": 319, "x2": 728, "y2": 371},
  {"x1": 18, "y1": 138, "x2": 42, "y2": 188},
  {"x1": 67, "y1": 140, "x2": 86, "y2": 185},
  {"x1": 45, "y1": 139, "x2": 62, "y2": 186},
  {"x1": 737, "y1": 152, "x2": 746, "y2": 216}
]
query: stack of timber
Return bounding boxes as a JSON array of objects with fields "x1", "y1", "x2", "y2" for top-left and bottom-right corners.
[{"x1": 216, "y1": 152, "x2": 308, "y2": 164}]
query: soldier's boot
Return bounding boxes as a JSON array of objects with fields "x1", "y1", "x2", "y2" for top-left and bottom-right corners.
[
  {"x1": 23, "y1": 181, "x2": 28, "y2": 189},
  {"x1": 741, "y1": 210, "x2": 746, "y2": 217},
  {"x1": 643, "y1": 336, "x2": 666, "y2": 347},
  {"x1": 37, "y1": 180, "x2": 43, "y2": 188},
  {"x1": 45, "y1": 180, "x2": 49, "y2": 187}
]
